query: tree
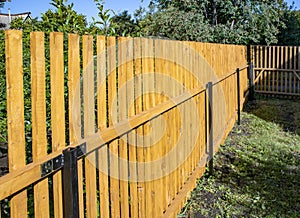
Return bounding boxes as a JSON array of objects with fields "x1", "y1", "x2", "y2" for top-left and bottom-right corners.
[
  {"x1": 90, "y1": 0, "x2": 115, "y2": 35},
  {"x1": 10, "y1": 0, "x2": 89, "y2": 34},
  {"x1": 110, "y1": 10, "x2": 141, "y2": 37},
  {"x1": 277, "y1": 8, "x2": 300, "y2": 45},
  {"x1": 136, "y1": 0, "x2": 288, "y2": 45},
  {"x1": 144, "y1": 4, "x2": 212, "y2": 41}
]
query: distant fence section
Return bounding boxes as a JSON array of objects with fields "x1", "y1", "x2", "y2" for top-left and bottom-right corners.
[
  {"x1": 251, "y1": 45, "x2": 300, "y2": 96},
  {"x1": 0, "y1": 30, "x2": 248, "y2": 218}
]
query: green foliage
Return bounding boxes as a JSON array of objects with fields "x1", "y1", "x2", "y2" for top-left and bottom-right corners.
[
  {"x1": 110, "y1": 10, "x2": 141, "y2": 37},
  {"x1": 278, "y1": 9, "x2": 300, "y2": 45},
  {"x1": 133, "y1": 0, "x2": 288, "y2": 45},
  {"x1": 90, "y1": 0, "x2": 115, "y2": 35},
  {"x1": 0, "y1": 30, "x2": 6, "y2": 143},
  {"x1": 10, "y1": 0, "x2": 89, "y2": 34},
  {"x1": 144, "y1": 4, "x2": 212, "y2": 41}
]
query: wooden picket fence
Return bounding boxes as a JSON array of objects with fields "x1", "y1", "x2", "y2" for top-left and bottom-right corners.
[
  {"x1": 0, "y1": 30, "x2": 249, "y2": 218},
  {"x1": 251, "y1": 45, "x2": 300, "y2": 96}
]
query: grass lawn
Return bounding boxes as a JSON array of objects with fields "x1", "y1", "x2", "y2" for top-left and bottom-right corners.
[{"x1": 179, "y1": 97, "x2": 300, "y2": 218}]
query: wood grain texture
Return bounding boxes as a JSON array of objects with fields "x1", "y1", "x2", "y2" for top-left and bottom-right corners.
[
  {"x1": 68, "y1": 34, "x2": 84, "y2": 218},
  {"x1": 3, "y1": 34, "x2": 251, "y2": 218},
  {"x1": 50, "y1": 32, "x2": 65, "y2": 218},
  {"x1": 107, "y1": 36, "x2": 121, "y2": 218},
  {"x1": 97, "y1": 35, "x2": 110, "y2": 218},
  {"x1": 5, "y1": 29, "x2": 27, "y2": 218},
  {"x1": 30, "y1": 31, "x2": 49, "y2": 218},
  {"x1": 117, "y1": 37, "x2": 130, "y2": 218},
  {"x1": 82, "y1": 35, "x2": 98, "y2": 218},
  {"x1": 134, "y1": 37, "x2": 146, "y2": 218}
]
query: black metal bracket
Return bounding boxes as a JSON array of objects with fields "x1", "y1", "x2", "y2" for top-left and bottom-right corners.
[
  {"x1": 41, "y1": 154, "x2": 64, "y2": 177},
  {"x1": 76, "y1": 142, "x2": 86, "y2": 159},
  {"x1": 40, "y1": 143, "x2": 86, "y2": 178}
]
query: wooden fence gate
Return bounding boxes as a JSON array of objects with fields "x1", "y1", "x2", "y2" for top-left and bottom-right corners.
[
  {"x1": 0, "y1": 30, "x2": 249, "y2": 218},
  {"x1": 251, "y1": 45, "x2": 300, "y2": 96}
]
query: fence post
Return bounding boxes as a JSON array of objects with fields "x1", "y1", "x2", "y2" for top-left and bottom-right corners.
[
  {"x1": 236, "y1": 68, "x2": 241, "y2": 125},
  {"x1": 206, "y1": 82, "x2": 214, "y2": 176},
  {"x1": 62, "y1": 148, "x2": 79, "y2": 218},
  {"x1": 248, "y1": 62, "x2": 255, "y2": 100}
]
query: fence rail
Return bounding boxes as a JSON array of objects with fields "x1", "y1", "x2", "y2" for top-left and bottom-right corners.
[
  {"x1": 0, "y1": 30, "x2": 248, "y2": 218},
  {"x1": 251, "y1": 45, "x2": 300, "y2": 96}
]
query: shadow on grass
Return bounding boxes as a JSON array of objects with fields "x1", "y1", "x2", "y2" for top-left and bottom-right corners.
[
  {"x1": 181, "y1": 98, "x2": 300, "y2": 217},
  {"x1": 244, "y1": 95, "x2": 300, "y2": 135}
]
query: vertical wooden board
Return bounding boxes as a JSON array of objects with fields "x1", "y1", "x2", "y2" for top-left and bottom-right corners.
[
  {"x1": 5, "y1": 30, "x2": 27, "y2": 218},
  {"x1": 285, "y1": 47, "x2": 289, "y2": 93},
  {"x1": 253, "y1": 46, "x2": 258, "y2": 90},
  {"x1": 289, "y1": 47, "x2": 293, "y2": 70},
  {"x1": 50, "y1": 32, "x2": 65, "y2": 218},
  {"x1": 117, "y1": 37, "x2": 130, "y2": 218},
  {"x1": 276, "y1": 47, "x2": 279, "y2": 92},
  {"x1": 179, "y1": 41, "x2": 186, "y2": 190},
  {"x1": 271, "y1": 46, "x2": 274, "y2": 92},
  {"x1": 188, "y1": 42, "x2": 195, "y2": 176},
  {"x1": 259, "y1": 46, "x2": 263, "y2": 91},
  {"x1": 264, "y1": 46, "x2": 267, "y2": 91},
  {"x1": 126, "y1": 37, "x2": 139, "y2": 218},
  {"x1": 298, "y1": 47, "x2": 300, "y2": 70},
  {"x1": 68, "y1": 34, "x2": 84, "y2": 218},
  {"x1": 107, "y1": 36, "x2": 121, "y2": 218},
  {"x1": 83, "y1": 35, "x2": 98, "y2": 218},
  {"x1": 260, "y1": 46, "x2": 263, "y2": 69},
  {"x1": 183, "y1": 42, "x2": 190, "y2": 192},
  {"x1": 268, "y1": 47, "x2": 271, "y2": 91},
  {"x1": 298, "y1": 47, "x2": 300, "y2": 92},
  {"x1": 174, "y1": 41, "x2": 182, "y2": 197},
  {"x1": 152, "y1": 38, "x2": 164, "y2": 217},
  {"x1": 141, "y1": 37, "x2": 155, "y2": 218},
  {"x1": 194, "y1": 43, "x2": 202, "y2": 170},
  {"x1": 190, "y1": 42, "x2": 196, "y2": 170},
  {"x1": 281, "y1": 47, "x2": 284, "y2": 92},
  {"x1": 170, "y1": 40, "x2": 178, "y2": 202},
  {"x1": 97, "y1": 35, "x2": 110, "y2": 218},
  {"x1": 149, "y1": 40, "x2": 163, "y2": 217},
  {"x1": 293, "y1": 47, "x2": 297, "y2": 93},
  {"x1": 133, "y1": 37, "x2": 146, "y2": 218},
  {"x1": 255, "y1": 45, "x2": 258, "y2": 68},
  {"x1": 160, "y1": 40, "x2": 169, "y2": 211},
  {"x1": 164, "y1": 40, "x2": 172, "y2": 207},
  {"x1": 31, "y1": 32, "x2": 49, "y2": 218},
  {"x1": 289, "y1": 47, "x2": 293, "y2": 93}
]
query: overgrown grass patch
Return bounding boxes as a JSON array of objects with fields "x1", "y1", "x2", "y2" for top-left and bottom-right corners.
[{"x1": 179, "y1": 98, "x2": 300, "y2": 218}]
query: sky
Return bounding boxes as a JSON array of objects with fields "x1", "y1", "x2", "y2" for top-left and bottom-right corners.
[
  {"x1": 0, "y1": 0, "x2": 299, "y2": 23},
  {"x1": 0, "y1": 0, "x2": 151, "y2": 22}
]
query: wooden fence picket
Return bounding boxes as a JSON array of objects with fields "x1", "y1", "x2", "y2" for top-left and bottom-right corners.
[
  {"x1": 117, "y1": 37, "x2": 130, "y2": 218},
  {"x1": 68, "y1": 33, "x2": 84, "y2": 218},
  {"x1": 1, "y1": 30, "x2": 253, "y2": 218},
  {"x1": 82, "y1": 35, "x2": 98, "y2": 218},
  {"x1": 5, "y1": 29, "x2": 27, "y2": 218},
  {"x1": 30, "y1": 32, "x2": 49, "y2": 218},
  {"x1": 251, "y1": 45, "x2": 300, "y2": 96},
  {"x1": 49, "y1": 32, "x2": 65, "y2": 218},
  {"x1": 97, "y1": 35, "x2": 110, "y2": 218}
]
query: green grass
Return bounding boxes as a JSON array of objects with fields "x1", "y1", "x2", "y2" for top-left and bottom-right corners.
[{"x1": 179, "y1": 98, "x2": 300, "y2": 218}]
